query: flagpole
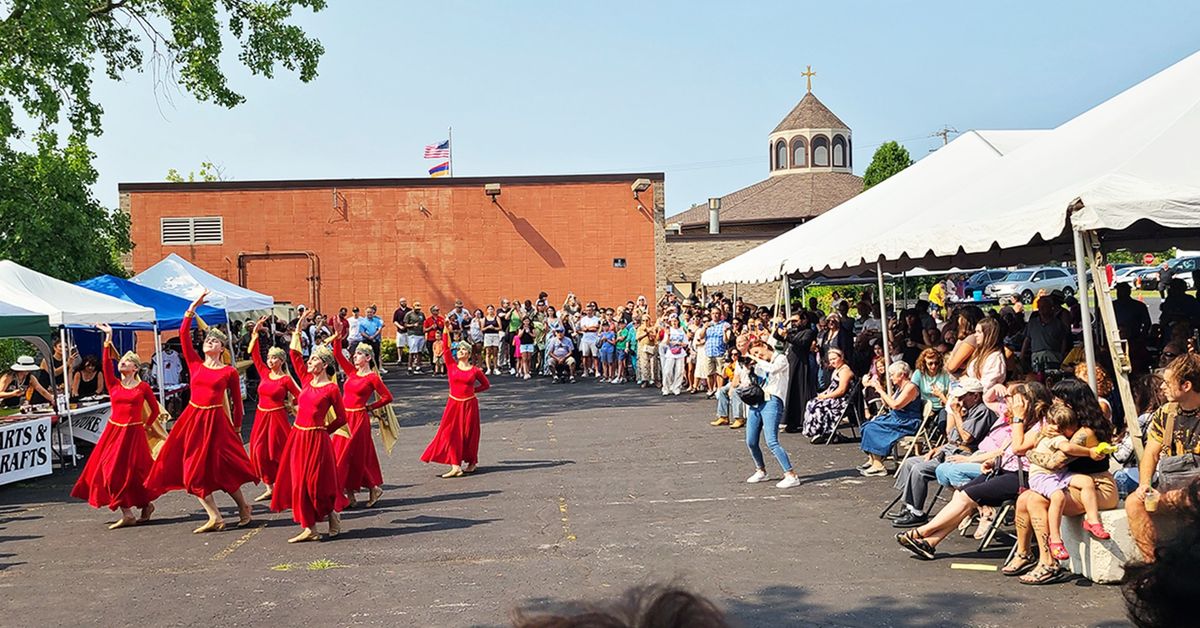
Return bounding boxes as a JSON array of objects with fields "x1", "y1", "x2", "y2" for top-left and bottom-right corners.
[{"x1": 448, "y1": 126, "x2": 454, "y2": 177}]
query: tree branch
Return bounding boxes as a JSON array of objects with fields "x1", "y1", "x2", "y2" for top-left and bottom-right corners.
[{"x1": 89, "y1": 1, "x2": 129, "y2": 17}]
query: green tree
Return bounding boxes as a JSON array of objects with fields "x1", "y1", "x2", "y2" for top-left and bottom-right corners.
[
  {"x1": 862, "y1": 141, "x2": 914, "y2": 190},
  {"x1": 0, "y1": 1, "x2": 324, "y2": 278},
  {"x1": 167, "y1": 161, "x2": 227, "y2": 182},
  {"x1": 0, "y1": 134, "x2": 131, "y2": 281}
]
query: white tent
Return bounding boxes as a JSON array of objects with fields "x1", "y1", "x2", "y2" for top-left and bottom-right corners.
[
  {"x1": 701, "y1": 129, "x2": 1048, "y2": 286},
  {"x1": 0, "y1": 261, "x2": 155, "y2": 326},
  {"x1": 778, "y1": 48, "x2": 1200, "y2": 279},
  {"x1": 132, "y1": 253, "x2": 274, "y2": 314}
]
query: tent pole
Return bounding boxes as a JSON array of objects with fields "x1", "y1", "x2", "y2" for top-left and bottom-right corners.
[
  {"x1": 876, "y1": 261, "x2": 892, "y2": 395},
  {"x1": 60, "y1": 327, "x2": 75, "y2": 460},
  {"x1": 153, "y1": 323, "x2": 167, "y2": 408},
  {"x1": 782, "y1": 275, "x2": 792, "y2": 319},
  {"x1": 1083, "y1": 230, "x2": 1142, "y2": 461},
  {"x1": 1072, "y1": 228, "x2": 1098, "y2": 391}
]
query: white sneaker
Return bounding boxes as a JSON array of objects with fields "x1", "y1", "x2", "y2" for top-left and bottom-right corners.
[
  {"x1": 523, "y1": 374, "x2": 531, "y2": 380},
  {"x1": 775, "y1": 475, "x2": 801, "y2": 489},
  {"x1": 746, "y1": 470, "x2": 769, "y2": 484},
  {"x1": 509, "y1": 368, "x2": 516, "y2": 375},
  {"x1": 379, "y1": 367, "x2": 388, "y2": 374}
]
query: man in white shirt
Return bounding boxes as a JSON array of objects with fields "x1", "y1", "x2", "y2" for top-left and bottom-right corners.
[
  {"x1": 347, "y1": 307, "x2": 363, "y2": 347},
  {"x1": 577, "y1": 304, "x2": 601, "y2": 377}
]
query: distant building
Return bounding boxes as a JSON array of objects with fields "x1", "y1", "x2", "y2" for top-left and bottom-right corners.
[
  {"x1": 662, "y1": 86, "x2": 863, "y2": 304},
  {"x1": 120, "y1": 173, "x2": 665, "y2": 312}
]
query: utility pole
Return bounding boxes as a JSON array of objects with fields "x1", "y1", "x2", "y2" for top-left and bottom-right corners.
[{"x1": 931, "y1": 125, "x2": 960, "y2": 147}]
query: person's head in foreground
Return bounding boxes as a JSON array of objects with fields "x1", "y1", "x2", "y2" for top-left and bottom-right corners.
[{"x1": 511, "y1": 584, "x2": 729, "y2": 628}]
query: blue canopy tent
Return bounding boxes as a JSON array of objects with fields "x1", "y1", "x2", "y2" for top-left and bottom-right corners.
[
  {"x1": 76, "y1": 274, "x2": 229, "y2": 406},
  {"x1": 75, "y1": 275, "x2": 227, "y2": 330}
]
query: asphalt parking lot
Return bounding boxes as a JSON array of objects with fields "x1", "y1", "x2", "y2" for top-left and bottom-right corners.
[{"x1": 0, "y1": 371, "x2": 1128, "y2": 627}]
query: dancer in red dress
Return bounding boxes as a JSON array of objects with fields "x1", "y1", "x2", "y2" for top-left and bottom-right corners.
[
  {"x1": 421, "y1": 325, "x2": 490, "y2": 477},
  {"x1": 147, "y1": 291, "x2": 257, "y2": 533},
  {"x1": 270, "y1": 315, "x2": 348, "y2": 543},
  {"x1": 248, "y1": 316, "x2": 301, "y2": 503},
  {"x1": 331, "y1": 332, "x2": 392, "y2": 507},
  {"x1": 70, "y1": 324, "x2": 167, "y2": 528}
]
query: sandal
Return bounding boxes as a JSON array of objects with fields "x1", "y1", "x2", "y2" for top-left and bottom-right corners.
[
  {"x1": 1002, "y1": 552, "x2": 1037, "y2": 576},
  {"x1": 896, "y1": 529, "x2": 936, "y2": 560},
  {"x1": 1048, "y1": 541, "x2": 1070, "y2": 561},
  {"x1": 1082, "y1": 520, "x2": 1111, "y2": 540},
  {"x1": 1019, "y1": 563, "x2": 1066, "y2": 585}
]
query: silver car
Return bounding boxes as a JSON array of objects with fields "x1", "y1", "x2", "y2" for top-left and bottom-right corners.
[{"x1": 984, "y1": 267, "x2": 1080, "y2": 304}]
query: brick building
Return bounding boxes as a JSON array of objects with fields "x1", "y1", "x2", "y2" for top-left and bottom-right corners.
[
  {"x1": 120, "y1": 173, "x2": 666, "y2": 313},
  {"x1": 662, "y1": 87, "x2": 863, "y2": 304}
]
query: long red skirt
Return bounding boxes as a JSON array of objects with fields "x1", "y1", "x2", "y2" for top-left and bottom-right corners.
[
  {"x1": 146, "y1": 406, "x2": 257, "y2": 498},
  {"x1": 248, "y1": 408, "x2": 291, "y2": 485},
  {"x1": 420, "y1": 397, "x2": 481, "y2": 466},
  {"x1": 271, "y1": 427, "x2": 347, "y2": 528},
  {"x1": 333, "y1": 408, "x2": 384, "y2": 491},
  {"x1": 71, "y1": 423, "x2": 162, "y2": 510}
]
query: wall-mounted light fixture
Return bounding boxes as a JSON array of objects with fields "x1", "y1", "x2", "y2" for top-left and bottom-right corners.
[
  {"x1": 631, "y1": 178, "x2": 651, "y2": 200},
  {"x1": 484, "y1": 183, "x2": 501, "y2": 204}
]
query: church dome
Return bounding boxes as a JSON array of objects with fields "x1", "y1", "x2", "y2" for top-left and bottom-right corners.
[
  {"x1": 767, "y1": 73, "x2": 853, "y2": 177},
  {"x1": 772, "y1": 92, "x2": 849, "y2": 134}
]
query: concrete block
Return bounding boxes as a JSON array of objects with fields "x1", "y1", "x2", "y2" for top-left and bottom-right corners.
[{"x1": 1060, "y1": 509, "x2": 1138, "y2": 584}]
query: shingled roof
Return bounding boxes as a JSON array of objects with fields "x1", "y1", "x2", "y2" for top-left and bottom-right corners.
[
  {"x1": 772, "y1": 92, "x2": 849, "y2": 134},
  {"x1": 672, "y1": 171, "x2": 863, "y2": 227}
]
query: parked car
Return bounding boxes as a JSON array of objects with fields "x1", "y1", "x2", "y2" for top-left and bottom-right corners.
[
  {"x1": 984, "y1": 266, "x2": 1079, "y2": 304},
  {"x1": 1112, "y1": 265, "x2": 1152, "y2": 287},
  {"x1": 1135, "y1": 267, "x2": 1163, "y2": 292},
  {"x1": 962, "y1": 269, "x2": 1010, "y2": 299}
]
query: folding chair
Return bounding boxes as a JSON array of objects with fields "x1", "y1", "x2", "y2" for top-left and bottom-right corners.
[
  {"x1": 895, "y1": 401, "x2": 936, "y2": 468},
  {"x1": 974, "y1": 467, "x2": 1026, "y2": 552},
  {"x1": 822, "y1": 379, "x2": 865, "y2": 444}
]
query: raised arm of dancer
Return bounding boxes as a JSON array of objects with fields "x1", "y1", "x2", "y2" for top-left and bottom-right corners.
[
  {"x1": 180, "y1": 313, "x2": 200, "y2": 368},
  {"x1": 289, "y1": 326, "x2": 311, "y2": 386},
  {"x1": 249, "y1": 331, "x2": 269, "y2": 379},
  {"x1": 442, "y1": 329, "x2": 455, "y2": 370},
  {"x1": 332, "y1": 334, "x2": 353, "y2": 375},
  {"x1": 97, "y1": 325, "x2": 119, "y2": 392}
]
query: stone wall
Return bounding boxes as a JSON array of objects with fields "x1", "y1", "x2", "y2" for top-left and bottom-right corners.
[{"x1": 661, "y1": 235, "x2": 780, "y2": 305}]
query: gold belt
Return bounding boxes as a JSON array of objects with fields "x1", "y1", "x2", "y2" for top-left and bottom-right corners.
[
  {"x1": 257, "y1": 405, "x2": 285, "y2": 412},
  {"x1": 189, "y1": 402, "x2": 223, "y2": 410},
  {"x1": 293, "y1": 424, "x2": 326, "y2": 431},
  {"x1": 449, "y1": 394, "x2": 475, "y2": 402},
  {"x1": 108, "y1": 420, "x2": 144, "y2": 427},
  {"x1": 345, "y1": 406, "x2": 367, "y2": 412}
]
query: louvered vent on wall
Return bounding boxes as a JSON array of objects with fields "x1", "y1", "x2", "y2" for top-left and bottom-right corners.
[{"x1": 161, "y1": 217, "x2": 223, "y2": 245}]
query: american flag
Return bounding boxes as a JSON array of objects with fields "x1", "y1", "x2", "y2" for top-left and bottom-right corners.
[{"x1": 424, "y1": 140, "x2": 450, "y2": 159}]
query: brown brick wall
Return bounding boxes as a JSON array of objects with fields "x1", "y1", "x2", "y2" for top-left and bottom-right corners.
[{"x1": 127, "y1": 177, "x2": 664, "y2": 312}]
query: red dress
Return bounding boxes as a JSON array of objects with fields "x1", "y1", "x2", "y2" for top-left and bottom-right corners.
[
  {"x1": 70, "y1": 344, "x2": 163, "y2": 510},
  {"x1": 332, "y1": 339, "x2": 392, "y2": 491},
  {"x1": 270, "y1": 349, "x2": 349, "y2": 528},
  {"x1": 248, "y1": 338, "x2": 300, "y2": 484},
  {"x1": 146, "y1": 316, "x2": 258, "y2": 498},
  {"x1": 421, "y1": 332, "x2": 490, "y2": 465}
]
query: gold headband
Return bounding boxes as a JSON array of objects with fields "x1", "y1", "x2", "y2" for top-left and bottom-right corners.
[
  {"x1": 267, "y1": 346, "x2": 287, "y2": 361},
  {"x1": 312, "y1": 344, "x2": 335, "y2": 367},
  {"x1": 205, "y1": 327, "x2": 229, "y2": 347},
  {"x1": 120, "y1": 351, "x2": 142, "y2": 368},
  {"x1": 354, "y1": 342, "x2": 374, "y2": 358}
]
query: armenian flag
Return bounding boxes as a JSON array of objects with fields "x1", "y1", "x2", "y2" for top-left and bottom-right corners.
[{"x1": 428, "y1": 161, "x2": 450, "y2": 178}]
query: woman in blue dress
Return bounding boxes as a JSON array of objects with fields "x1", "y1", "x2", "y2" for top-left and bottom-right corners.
[{"x1": 859, "y1": 360, "x2": 922, "y2": 477}]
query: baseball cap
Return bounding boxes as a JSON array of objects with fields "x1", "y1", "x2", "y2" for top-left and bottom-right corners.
[{"x1": 950, "y1": 377, "x2": 984, "y2": 396}]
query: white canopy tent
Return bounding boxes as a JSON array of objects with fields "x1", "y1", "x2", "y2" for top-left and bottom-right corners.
[
  {"x1": 132, "y1": 253, "x2": 274, "y2": 315},
  {"x1": 0, "y1": 261, "x2": 156, "y2": 326},
  {"x1": 700, "y1": 129, "x2": 1048, "y2": 286}
]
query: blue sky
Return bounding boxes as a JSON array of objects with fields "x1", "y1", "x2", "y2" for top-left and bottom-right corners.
[{"x1": 85, "y1": 1, "x2": 1200, "y2": 216}]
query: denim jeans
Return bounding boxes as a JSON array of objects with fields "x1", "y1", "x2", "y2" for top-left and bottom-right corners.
[
  {"x1": 747, "y1": 395, "x2": 792, "y2": 472},
  {"x1": 716, "y1": 383, "x2": 745, "y2": 419},
  {"x1": 934, "y1": 462, "x2": 983, "y2": 488}
]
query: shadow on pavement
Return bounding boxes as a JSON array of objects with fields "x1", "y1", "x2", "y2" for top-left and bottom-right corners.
[{"x1": 349, "y1": 514, "x2": 499, "y2": 540}]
